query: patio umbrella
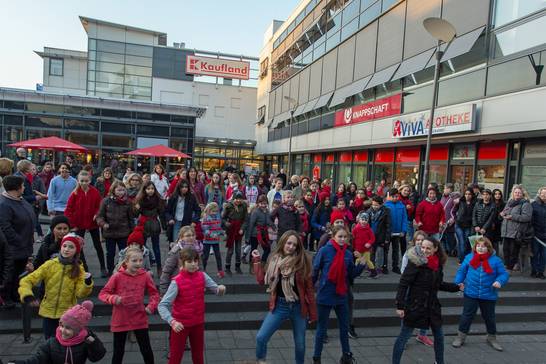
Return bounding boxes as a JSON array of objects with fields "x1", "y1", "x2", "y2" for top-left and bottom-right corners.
[
  {"x1": 125, "y1": 144, "x2": 191, "y2": 158},
  {"x1": 9, "y1": 136, "x2": 88, "y2": 152}
]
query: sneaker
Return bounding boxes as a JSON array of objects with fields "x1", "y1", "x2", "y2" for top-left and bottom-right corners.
[
  {"x1": 217, "y1": 271, "x2": 225, "y2": 279},
  {"x1": 416, "y1": 334, "x2": 434, "y2": 347},
  {"x1": 348, "y1": 325, "x2": 359, "y2": 339},
  {"x1": 313, "y1": 357, "x2": 321, "y2": 364},
  {"x1": 382, "y1": 266, "x2": 389, "y2": 274},
  {"x1": 339, "y1": 352, "x2": 356, "y2": 364},
  {"x1": 369, "y1": 269, "x2": 378, "y2": 279}
]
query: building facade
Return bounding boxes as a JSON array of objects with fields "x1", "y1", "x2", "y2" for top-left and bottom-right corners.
[
  {"x1": 255, "y1": 0, "x2": 546, "y2": 196},
  {"x1": 1, "y1": 16, "x2": 262, "y2": 174}
]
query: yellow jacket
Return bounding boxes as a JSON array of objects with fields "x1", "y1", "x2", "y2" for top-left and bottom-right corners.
[{"x1": 18, "y1": 258, "x2": 93, "y2": 319}]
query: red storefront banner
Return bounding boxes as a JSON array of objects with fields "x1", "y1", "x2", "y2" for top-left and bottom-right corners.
[{"x1": 334, "y1": 93, "x2": 402, "y2": 127}]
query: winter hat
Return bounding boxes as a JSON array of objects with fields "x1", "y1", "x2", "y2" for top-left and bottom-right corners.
[
  {"x1": 233, "y1": 191, "x2": 244, "y2": 200},
  {"x1": 127, "y1": 225, "x2": 145, "y2": 246},
  {"x1": 60, "y1": 300, "x2": 94, "y2": 333},
  {"x1": 357, "y1": 211, "x2": 370, "y2": 223},
  {"x1": 330, "y1": 209, "x2": 346, "y2": 225},
  {"x1": 61, "y1": 233, "x2": 84, "y2": 254},
  {"x1": 50, "y1": 215, "x2": 70, "y2": 230}
]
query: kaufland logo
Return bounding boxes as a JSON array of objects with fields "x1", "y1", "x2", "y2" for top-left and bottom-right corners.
[
  {"x1": 188, "y1": 58, "x2": 199, "y2": 71},
  {"x1": 186, "y1": 55, "x2": 250, "y2": 80}
]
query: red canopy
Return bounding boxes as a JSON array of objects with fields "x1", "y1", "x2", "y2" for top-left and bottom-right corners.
[
  {"x1": 125, "y1": 144, "x2": 191, "y2": 158},
  {"x1": 9, "y1": 136, "x2": 87, "y2": 152}
]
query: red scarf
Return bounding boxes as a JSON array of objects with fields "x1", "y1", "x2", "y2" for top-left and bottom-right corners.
[
  {"x1": 226, "y1": 219, "x2": 243, "y2": 248},
  {"x1": 470, "y1": 252, "x2": 493, "y2": 274},
  {"x1": 427, "y1": 254, "x2": 440, "y2": 271},
  {"x1": 25, "y1": 172, "x2": 34, "y2": 184},
  {"x1": 256, "y1": 225, "x2": 270, "y2": 248},
  {"x1": 327, "y1": 241, "x2": 348, "y2": 295}
]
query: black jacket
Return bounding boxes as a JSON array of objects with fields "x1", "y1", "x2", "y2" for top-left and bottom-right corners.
[
  {"x1": 165, "y1": 193, "x2": 201, "y2": 226},
  {"x1": 0, "y1": 229, "x2": 13, "y2": 288},
  {"x1": 370, "y1": 206, "x2": 391, "y2": 245},
  {"x1": 271, "y1": 205, "x2": 301, "y2": 239},
  {"x1": 532, "y1": 198, "x2": 546, "y2": 241},
  {"x1": 395, "y1": 247, "x2": 459, "y2": 329},
  {"x1": 455, "y1": 200, "x2": 475, "y2": 228},
  {"x1": 0, "y1": 194, "x2": 36, "y2": 260},
  {"x1": 13, "y1": 330, "x2": 105, "y2": 364},
  {"x1": 14, "y1": 172, "x2": 37, "y2": 204},
  {"x1": 33, "y1": 233, "x2": 60, "y2": 270},
  {"x1": 472, "y1": 200, "x2": 497, "y2": 236}
]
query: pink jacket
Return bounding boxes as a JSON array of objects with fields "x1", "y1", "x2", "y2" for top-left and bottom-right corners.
[{"x1": 99, "y1": 267, "x2": 159, "y2": 332}]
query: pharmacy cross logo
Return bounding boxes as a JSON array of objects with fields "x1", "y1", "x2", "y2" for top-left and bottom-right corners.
[{"x1": 344, "y1": 108, "x2": 353, "y2": 124}]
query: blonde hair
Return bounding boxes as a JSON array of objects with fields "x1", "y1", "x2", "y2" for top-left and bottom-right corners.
[
  {"x1": 473, "y1": 236, "x2": 494, "y2": 254},
  {"x1": 116, "y1": 246, "x2": 143, "y2": 271},
  {"x1": 73, "y1": 170, "x2": 91, "y2": 195},
  {"x1": 124, "y1": 173, "x2": 142, "y2": 188},
  {"x1": 409, "y1": 230, "x2": 428, "y2": 247},
  {"x1": 108, "y1": 180, "x2": 127, "y2": 197},
  {"x1": 0, "y1": 158, "x2": 14, "y2": 177},
  {"x1": 203, "y1": 202, "x2": 219, "y2": 217},
  {"x1": 16, "y1": 159, "x2": 32, "y2": 173},
  {"x1": 178, "y1": 225, "x2": 195, "y2": 241},
  {"x1": 510, "y1": 184, "x2": 530, "y2": 200}
]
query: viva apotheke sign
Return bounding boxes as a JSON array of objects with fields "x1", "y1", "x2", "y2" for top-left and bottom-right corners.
[
  {"x1": 392, "y1": 104, "x2": 476, "y2": 139},
  {"x1": 334, "y1": 93, "x2": 402, "y2": 127},
  {"x1": 186, "y1": 55, "x2": 250, "y2": 80}
]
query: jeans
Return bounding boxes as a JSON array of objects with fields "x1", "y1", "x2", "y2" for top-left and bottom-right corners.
[
  {"x1": 105, "y1": 238, "x2": 127, "y2": 273},
  {"x1": 392, "y1": 324, "x2": 444, "y2": 364},
  {"x1": 442, "y1": 231, "x2": 456, "y2": 255},
  {"x1": 455, "y1": 225, "x2": 472, "y2": 263},
  {"x1": 147, "y1": 234, "x2": 161, "y2": 267},
  {"x1": 256, "y1": 298, "x2": 307, "y2": 364},
  {"x1": 503, "y1": 237, "x2": 521, "y2": 270},
  {"x1": 169, "y1": 324, "x2": 204, "y2": 364},
  {"x1": 225, "y1": 239, "x2": 242, "y2": 268},
  {"x1": 76, "y1": 228, "x2": 106, "y2": 270},
  {"x1": 458, "y1": 295, "x2": 497, "y2": 335},
  {"x1": 113, "y1": 329, "x2": 154, "y2": 364},
  {"x1": 314, "y1": 302, "x2": 350, "y2": 358},
  {"x1": 407, "y1": 220, "x2": 414, "y2": 242},
  {"x1": 531, "y1": 238, "x2": 546, "y2": 274},
  {"x1": 375, "y1": 242, "x2": 390, "y2": 268},
  {"x1": 250, "y1": 236, "x2": 270, "y2": 263},
  {"x1": 42, "y1": 317, "x2": 59, "y2": 340},
  {"x1": 202, "y1": 244, "x2": 223, "y2": 271}
]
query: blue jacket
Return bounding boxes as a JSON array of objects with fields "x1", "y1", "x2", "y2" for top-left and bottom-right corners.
[
  {"x1": 311, "y1": 206, "x2": 332, "y2": 240},
  {"x1": 384, "y1": 200, "x2": 408, "y2": 235},
  {"x1": 46, "y1": 175, "x2": 77, "y2": 212},
  {"x1": 454, "y1": 252, "x2": 509, "y2": 301},
  {"x1": 312, "y1": 241, "x2": 365, "y2": 305}
]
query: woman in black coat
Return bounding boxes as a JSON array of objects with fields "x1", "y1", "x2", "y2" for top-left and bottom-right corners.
[
  {"x1": 392, "y1": 238, "x2": 461, "y2": 364},
  {"x1": 165, "y1": 179, "x2": 201, "y2": 242}
]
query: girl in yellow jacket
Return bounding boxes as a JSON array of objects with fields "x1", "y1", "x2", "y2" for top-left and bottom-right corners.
[{"x1": 19, "y1": 233, "x2": 93, "y2": 339}]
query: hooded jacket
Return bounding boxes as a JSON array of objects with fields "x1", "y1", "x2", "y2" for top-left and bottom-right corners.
[
  {"x1": 455, "y1": 251, "x2": 509, "y2": 301},
  {"x1": 64, "y1": 186, "x2": 102, "y2": 230},
  {"x1": 384, "y1": 200, "x2": 408, "y2": 235},
  {"x1": 96, "y1": 197, "x2": 134, "y2": 239}
]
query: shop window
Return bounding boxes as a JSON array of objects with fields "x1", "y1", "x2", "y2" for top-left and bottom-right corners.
[
  {"x1": 3, "y1": 126, "x2": 23, "y2": 142},
  {"x1": 477, "y1": 165, "x2": 506, "y2": 191},
  {"x1": 451, "y1": 165, "x2": 474, "y2": 192},
  {"x1": 101, "y1": 122, "x2": 133, "y2": 134},
  {"x1": 495, "y1": 0, "x2": 546, "y2": 27},
  {"x1": 25, "y1": 116, "x2": 62, "y2": 128},
  {"x1": 521, "y1": 165, "x2": 546, "y2": 196},
  {"x1": 428, "y1": 165, "x2": 447, "y2": 187},
  {"x1": 240, "y1": 149, "x2": 253, "y2": 159},
  {"x1": 452, "y1": 144, "x2": 476, "y2": 160},
  {"x1": 373, "y1": 164, "x2": 393, "y2": 186},
  {"x1": 65, "y1": 131, "x2": 98, "y2": 146},
  {"x1": 102, "y1": 134, "x2": 133, "y2": 148},
  {"x1": 337, "y1": 151, "x2": 353, "y2": 185}
]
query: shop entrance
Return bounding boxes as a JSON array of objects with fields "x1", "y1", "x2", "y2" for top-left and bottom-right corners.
[{"x1": 451, "y1": 165, "x2": 474, "y2": 192}]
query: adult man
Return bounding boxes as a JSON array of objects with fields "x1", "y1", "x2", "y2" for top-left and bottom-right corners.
[
  {"x1": 47, "y1": 163, "x2": 77, "y2": 216},
  {"x1": 65, "y1": 155, "x2": 81, "y2": 178},
  {"x1": 14, "y1": 160, "x2": 45, "y2": 205},
  {"x1": 15, "y1": 147, "x2": 27, "y2": 163},
  {"x1": 0, "y1": 175, "x2": 36, "y2": 303}
]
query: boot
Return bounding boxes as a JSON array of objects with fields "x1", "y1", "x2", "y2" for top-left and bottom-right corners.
[
  {"x1": 225, "y1": 266, "x2": 232, "y2": 276},
  {"x1": 486, "y1": 334, "x2": 503, "y2": 351},
  {"x1": 452, "y1": 331, "x2": 467, "y2": 348},
  {"x1": 339, "y1": 352, "x2": 356, "y2": 364},
  {"x1": 235, "y1": 265, "x2": 243, "y2": 274},
  {"x1": 312, "y1": 357, "x2": 321, "y2": 364}
]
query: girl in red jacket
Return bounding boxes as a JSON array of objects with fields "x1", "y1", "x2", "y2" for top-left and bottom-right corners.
[
  {"x1": 65, "y1": 170, "x2": 107, "y2": 277},
  {"x1": 158, "y1": 247, "x2": 226, "y2": 364},
  {"x1": 415, "y1": 187, "x2": 445, "y2": 240},
  {"x1": 294, "y1": 199, "x2": 310, "y2": 249},
  {"x1": 99, "y1": 246, "x2": 159, "y2": 364}
]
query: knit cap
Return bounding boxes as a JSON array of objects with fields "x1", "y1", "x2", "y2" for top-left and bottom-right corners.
[
  {"x1": 127, "y1": 225, "x2": 145, "y2": 246},
  {"x1": 60, "y1": 300, "x2": 94, "y2": 333},
  {"x1": 330, "y1": 209, "x2": 346, "y2": 225},
  {"x1": 233, "y1": 191, "x2": 244, "y2": 200},
  {"x1": 61, "y1": 233, "x2": 84, "y2": 254},
  {"x1": 357, "y1": 211, "x2": 370, "y2": 222},
  {"x1": 50, "y1": 215, "x2": 70, "y2": 230}
]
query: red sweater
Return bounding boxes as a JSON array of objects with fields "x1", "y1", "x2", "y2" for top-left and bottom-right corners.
[
  {"x1": 99, "y1": 268, "x2": 159, "y2": 332},
  {"x1": 415, "y1": 199, "x2": 445, "y2": 234},
  {"x1": 64, "y1": 186, "x2": 102, "y2": 230},
  {"x1": 352, "y1": 224, "x2": 375, "y2": 253}
]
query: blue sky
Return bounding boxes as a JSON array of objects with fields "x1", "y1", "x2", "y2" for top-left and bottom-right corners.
[{"x1": 0, "y1": 0, "x2": 297, "y2": 89}]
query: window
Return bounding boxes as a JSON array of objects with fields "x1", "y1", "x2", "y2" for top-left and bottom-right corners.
[
  {"x1": 199, "y1": 94, "x2": 209, "y2": 106},
  {"x1": 101, "y1": 122, "x2": 133, "y2": 133},
  {"x1": 231, "y1": 98, "x2": 241, "y2": 109},
  {"x1": 359, "y1": 1, "x2": 381, "y2": 28},
  {"x1": 65, "y1": 131, "x2": 98, "y2": 146},
  {"x1": 49, "y1": 58, "x2": 63, "y2": 76},
  {"x1": 437, "y1": 69, "x2": 486, "y2": 107},
  {"x1": 138, "y1": 125, "x2": 169, "y2": 136},
  {"x1": 214, "y1": 106, "x2": 225, "y2": 118},
  {"x1": 493, "y1": 14, "x2": 546, "y2": 58},
  {"x1": 486, "y1": 51, "x2": 546, "y2": 96},
  {"x1": 260, "y1": 58, "x2": 269, "y2": 78},
  {"x1": 494, "y1": 0, "x2": 546, "y2": 27},
  {"x1": 102, "y1": 134, "x2": 133, "y2": 148}
]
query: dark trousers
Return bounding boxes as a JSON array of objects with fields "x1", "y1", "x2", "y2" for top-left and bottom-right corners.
[
  {"x1": 34, "y1": 209, "x2": 43, "y2": 236},
  {"x1": 458, "y1": 296, "x2": 497, "y2": 335},
  {"x1": 76, "y1": 228, "x2": 106, "y2": 270},
  {"x1": 503, "y1": 237, "x2": 521, "y2": 270},
  {"x1": 43, "y1": 317, "x2": 59, "y2": 340},
  {"x1": 250, "y1": 236, "x2": 270, "y2": 263},
  {"x1": 314, "y1": 302, "x2": 350, "y2": 358},
  {"x1": 203, "y1": 244, "x2": 223, "y2": 271},
  {"x1": 442, "y1": 231, "x2": 457, "y2": 255},
  {"x1": 105, "y1": 238, "x2": 127, "y2": 273},
  {"x1": 391, "y1": 235, "x2": 406, "y2": 270},
  {"x1": 10, "y1": 259, "x2": 28, "y2": 302},
  {"x1": 112, "y1": 329, "x2": 154, "y2": 364},
  {"x1": 147, "y1": 234, "x2": 161, "y2": 268}
]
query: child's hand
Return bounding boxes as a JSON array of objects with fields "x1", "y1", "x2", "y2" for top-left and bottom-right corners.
[
  {"x1": 364, "y1": 243, "x2": 371, "y2": 249},
  {"x1": 492, "y1": 281, "x2": 501, "y2": 289},
  {"x1": 238, "y1": 229, "x2": 244, "y2": 235},
  {"x1": 29, "y1": 298, "x2": 40, "y2": 307},
  {"x1": 217, "y1": 285, "x2": 226, "y2": 296},
  {"x1": 85, "y1": 335, "x2": 96, "y2": 344},
  {"x1": 396, "y1": 309, "x2": 405, "y2": 318},
  {"x1": 168, "y1": 219, "x2": 175, "y2": 225},
  {"x1": 458, "y1": 283, "x2": 465, "y2": 291},
  {"x1": 251, "y1": 249, "x2": 261, "y2": 260},
  {"x1": 103, "y1": 223, "x2": 110, "y2": 230},
  {"x1": 114, "y1": 296, "x2": 122, "y2": 305},
  {"x1": 145, "y1": 307, "x2": 152, "y2": 315},
  {"x1": 171, "y1": 319, "x2": 184, "y2": 333},
  {"x1": 353, "y1": 251, "x2": 362, "y2": 259}
]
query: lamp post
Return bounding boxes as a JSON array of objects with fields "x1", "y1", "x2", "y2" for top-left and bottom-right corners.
[
  {"x1": 284, "y1": 96, "x2": 297, "y2": 176},
  {"x1": 421, "y1": 17, "x2": 456, "y2": 195}
]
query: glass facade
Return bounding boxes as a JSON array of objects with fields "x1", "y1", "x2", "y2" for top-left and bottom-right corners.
[{"x1": 191, "y1": 144, "x2": 263, "y2": 174}]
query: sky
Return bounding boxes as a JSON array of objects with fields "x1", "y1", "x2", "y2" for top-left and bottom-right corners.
[{"x1": 0, "y1": 0, "x2": 297, "y2": 89}]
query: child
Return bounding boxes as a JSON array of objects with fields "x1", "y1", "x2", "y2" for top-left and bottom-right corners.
[
  {"x1": 312, "y1": 226, "x2": 366, "y2": 364},
  {"x1": 271, "y1": 190, "x2": 301, "y2": 241},
  {"x1": 245, "y1": 195, "x2": 273, "y2": 271},
  {"x1": 160, "y1": 226, "x2": 202, "y2": 295},
  {"x1": 117, "y1": 225, "x2": 152, "y2": 272},
  {"x1": 99, "y1": 246, "x2": 159, "y2": 364},
  {"x1": 222, "y1": 191, "x2": 249, "y2": 275},
  {"x1": 201, "y1": 202, "x2": 226, "y2": 278},
  {"x1": 158, "y1": 248, "x2": 226, "y2": 364},
  {"x1": 352, "y1": 212, "x2": 377, "y2": 278},
  {"x1": 33, "y1": 215, "x2": 71, "y2": 270},
  {"x1": 18, "y1": 234, "x2": 93, "y2": 339},
  {"x1": 8, "y1": 301, "x2": 106, "y2": 364},
  {"x1": 453, "y1": 237, "x2": 509, "y2": 351},
  {"x1": 350, "y1": 189, "x2": 367, "y2": 217},
  {"x1": 384, "y1": 188, "x2": 408, "y2": 274},
  {"x1": 334, "y1": 198, "x2": 354, "y2": 226},
  {"x1": 317, "y1": 211, "x2": 347, "y2": 251},
  {"x1": 96, "y1": 181, "x2": 134, "y2": 276},
  {"x1": 369, "y1": 195, "x2": 392, "y2": 274},
  {"x1": 295, "y1": 199, "x2": 310, "y2": 250}
]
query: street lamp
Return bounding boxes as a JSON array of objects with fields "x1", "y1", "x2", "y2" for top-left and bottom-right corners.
[
  {"x1": 284, "y1": 95, "x2": 297, "y2": 176},
  {"x1": 421, "y1": 17, "x2": 456, "y2": 195}
]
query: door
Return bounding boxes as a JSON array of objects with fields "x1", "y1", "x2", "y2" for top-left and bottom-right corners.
[{"x1": 451, "y1": 165, "x2": 474, "y2": 192}]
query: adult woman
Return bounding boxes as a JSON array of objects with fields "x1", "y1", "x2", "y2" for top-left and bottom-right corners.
[
  {"x1": 531, "y1": 187, "x2": 546, "y2": 279},
  {"x1": 95, "y1": 167, "x2": 117, "y2": 198},
  {"x1": 492, "y1": 189, "x2": 506, "y2": 255},
  {"x1": 150, "y1": 164, "x2": 169, "y2": 200},
  {"x1": 47, "y1": 163, "x2": 78, "y2": 216},
  {"x1": 65, "y1": 171, "x2": 107, "y2": 277},
  {"x1": 125, "y1": 173, "x2": 142, "y2": 203},
  {"x1": 392, "y1": 238, "x2": 461, "y2": 364},
  {"x1": 501, "y1": 185, "x2": 533, "y2": 271},
  {"x1": 455, "y1": 188, "x2": 477, "y2": 263},
  {"x1": 257, "y1": 175, "x2": 269, "y2": 196},
  {"x1": 165, "y1": 179, "x2": 202, "y2": 242},
  {"x1": 252, "y1": 231, "x2": 316, "y2": 364},
  {"x1": 188, "y1": 166, "x2": 205, "y2": 207},
  {"x1": 453, "y1": 237, "x2": 509, "y2": 351}
]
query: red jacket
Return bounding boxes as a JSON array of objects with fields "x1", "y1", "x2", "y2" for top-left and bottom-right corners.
[
  {"x1": 166, "y1": 176, "x2": 181, "y2": 198},
  {"x1": 318, "y1": 185, "x2": 331, "y2": 203},
  {"x1": 399, "y1": 195, "x2": 415, "y2": 220},
  {"x1": 415, "y1": 199, "x2": 445, "y2": 234},
  {"x1": 171, "y1": 270, "x2": 205, "y2": 327},
  {"x1": 299, "y1": 211, "x2": 310, "y2": 233},
  {"x1": 352, "y1": 223, "x2": 375, "y2": 252},
  {"x1": 99, "y1": 268, "x2": 159, "y2": 332},
  {"x1": 64, "y1": 186, "x2": 102, "y2": 230},
  {"x1": 351, "y1": 197, "x2": 366, "y2": 217}
]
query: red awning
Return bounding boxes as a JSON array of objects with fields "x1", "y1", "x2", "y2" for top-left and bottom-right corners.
[
  {"x1": 125, "y1": 144, "x2": 191, "y2": 158},
  {"x1": 9, "y1": 136, "x2": 87, "y2": 152}
]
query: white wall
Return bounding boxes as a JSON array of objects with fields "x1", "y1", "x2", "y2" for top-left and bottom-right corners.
[
  {"x1": 43, "y1": 56, "x2": 87, "y2": 95},
  {"x1": 152, "y1": 77, "x2": 257, "y2": 140}
]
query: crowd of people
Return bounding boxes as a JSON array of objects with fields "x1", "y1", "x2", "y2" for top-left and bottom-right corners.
[{"x1": 0, "y1": 154, "x2": 545, "y2": 364}]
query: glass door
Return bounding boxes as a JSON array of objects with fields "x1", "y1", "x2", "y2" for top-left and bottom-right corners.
[{"x1": 451, "y1": 165, "x2": 474, "y2": 192}]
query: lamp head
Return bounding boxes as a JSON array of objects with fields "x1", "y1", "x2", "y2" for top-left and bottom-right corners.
[{"x1": 423, "y1": 17, "x2": 456, "y2": 43}]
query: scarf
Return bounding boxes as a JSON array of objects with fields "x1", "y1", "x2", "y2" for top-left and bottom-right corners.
[
  {"x1": 25, "y1": 172, "x2": 34, "y2": 184},
  {"x1": 58, "y1": 255, "x2": 74, "y2": 265},
  {"x1": 470, "y1": 252, "x2": 493, "y2": 274},
  {"x1": 426, "y1": 197, "x2": 437, "y2": 204},
  {"x1": 327, "y1": 241, "x2": 348, "y2": 295},
  {"x1": 55, "y1": 326, "x2": 88, "y2": 364},
  {"x1": 112, "y1": 195, "x2": 127, "y2": 205},
  {"x1": 157, "y1": 173, "x2": 164, "y2": 180},
  {"x1": 265, "y1": 254, "x2": 298, "y2": 302},
  {"x1": 427, "y1": 254, "x2": 439, "y2": 271},
  {"x1": 256, "y1": 224, "x2": 270, "y2": 248},
  {"x1": 104, "y1": 178, "x2": 112, "y2": 195}
]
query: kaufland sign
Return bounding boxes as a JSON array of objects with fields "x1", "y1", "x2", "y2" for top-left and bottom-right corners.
[
  {"x1": 392, "y1": 104, "x2": 476, "y2": 139},
  {"x1": 186, "y1": 55, "x2": 250, "y2": 80}
]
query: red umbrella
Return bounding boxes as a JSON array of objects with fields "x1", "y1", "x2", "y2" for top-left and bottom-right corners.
[
  {"x1": 125, "y1": 144, "x2": 191, "y2": 158},
  {"x1": 9, "y1": 136, "x2": 88, "y2": 152}
]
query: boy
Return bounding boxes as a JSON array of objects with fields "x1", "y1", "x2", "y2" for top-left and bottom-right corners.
[
  {"x1": 384, "y1": 188, "x2": 408, "y2": 274},
  {"x1": 266, "y1": 178, "x2": 284, "y2": 210},
  {"x1": 370, "y1": 196, "x2": 392, "y2": 274},
  {"x1": 270, "y1": 190, "x2": 301, "y2": 240},
  {"x1": 222, "y1": 191, "x2": 248, "y2": 275}
]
